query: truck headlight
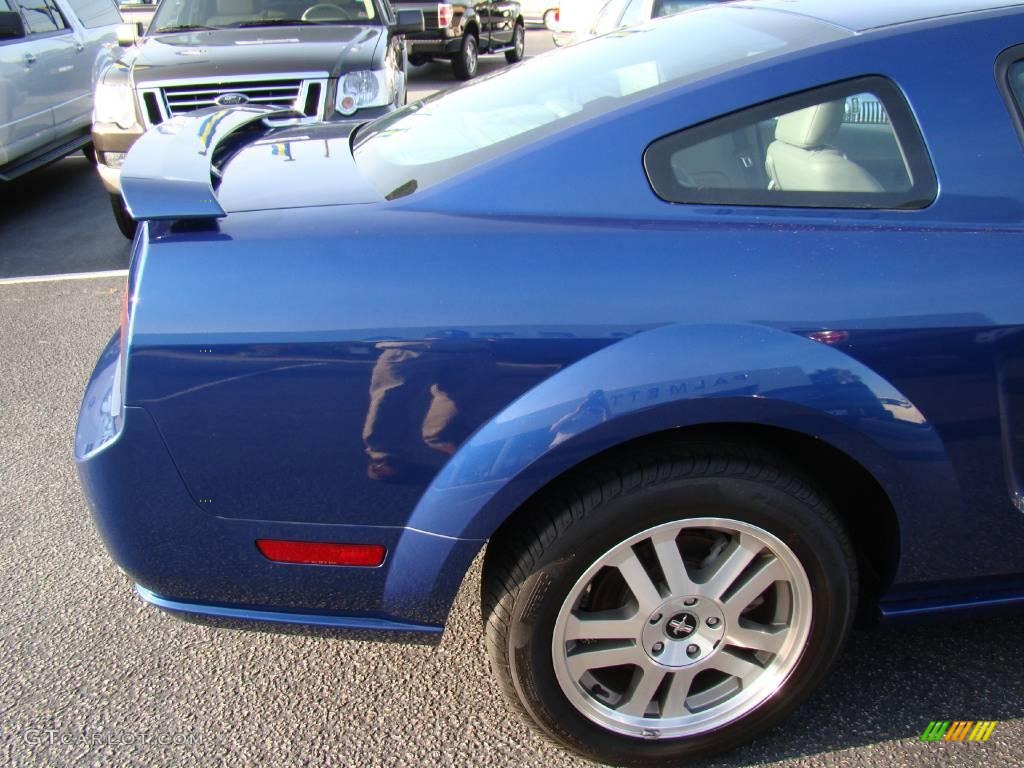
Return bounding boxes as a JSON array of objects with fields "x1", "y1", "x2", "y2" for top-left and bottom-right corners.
[
  {"x1": 336, "y1": 70, "x2": 394, "y2": 115},
  {"x1": 94, "y1": 82, "x2": 138, "y2": 130}
]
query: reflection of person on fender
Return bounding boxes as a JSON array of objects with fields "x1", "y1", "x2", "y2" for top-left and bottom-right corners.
[
  {"x1": 362, "y1": 332, "x2": 496, "y2": 480},
  {"x1": 549, "y1": 389, "x2": 612, "y2": 447}
]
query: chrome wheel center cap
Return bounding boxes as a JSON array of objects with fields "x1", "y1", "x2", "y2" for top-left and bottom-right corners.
[
  {"x1": 665, "y1": 611, "x2": 698, "y2": 640},
  {"x1": 642, "y1": 597, "x2": 726, "y2": 668}
]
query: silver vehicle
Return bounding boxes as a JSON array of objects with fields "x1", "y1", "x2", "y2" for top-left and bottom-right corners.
[
  {"x1": 0, "y1": 0, "x2": 120, "y2": 178},
  {"x1": 568, "y1": 0, "x2": 723, "y2": 45},
  {"x1": 518, "y1": 0, "x2": 557, "y2": 29}
]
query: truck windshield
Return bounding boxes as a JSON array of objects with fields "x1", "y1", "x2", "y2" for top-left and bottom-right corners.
[
  {"x1": 352, "y1": 7, "x2": 845, "y2": 200},
  {"x1": 151, "y1": 0, "x2": 377, "y2": 32}
]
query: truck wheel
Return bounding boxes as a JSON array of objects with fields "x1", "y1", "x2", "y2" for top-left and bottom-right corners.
[
  {"x1": 82, "y1": 143, "x2": 97, "y2": 165},
  {"x1": 110, "y1": 194, "x2": 137, "y2": 240},
  {"x1": 505, "y1": 21, "x2": 525, "y2": 63},
  {"x1": 451, "y1": 32, "x2": 478, "y2": 80},
  {"x1": 482, "y1": 443, "x2": 857, "y2": 766},
  {"x1": 409, "y1": 53, "x2": 430, "y2": 66}
]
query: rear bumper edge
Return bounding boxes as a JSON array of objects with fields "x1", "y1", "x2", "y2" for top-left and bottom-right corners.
[{"x1": 136, "y1": 585, "x2": 443, "y2": 643}]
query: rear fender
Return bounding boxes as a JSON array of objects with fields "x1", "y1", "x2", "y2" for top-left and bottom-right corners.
[{"x1": 390, "y1": 323, "x2": 959, "y2": 608}]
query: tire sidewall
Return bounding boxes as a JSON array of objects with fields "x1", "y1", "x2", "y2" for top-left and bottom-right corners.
[
  {"x1": 110, "y1": 194, "x2": 137, "y2": 240},
  {"x1": 462, "y1": 33, "x2": 478, "y2": 77},
  {"x1": 504, "y1": 475, "x2": 855, "y2": 765}
]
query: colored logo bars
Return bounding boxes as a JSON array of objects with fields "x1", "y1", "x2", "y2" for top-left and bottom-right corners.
[{"x1": 921, "y1": 721, "x2": 997, "y2": 742}]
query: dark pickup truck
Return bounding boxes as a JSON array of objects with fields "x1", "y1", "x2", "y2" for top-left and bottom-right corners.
[
  {"x1": 397, "y1": 0, "x2": 524, "y2": 79},
  {"x1": 92, "y1": 0, "x2": 424, "y2": 238}
]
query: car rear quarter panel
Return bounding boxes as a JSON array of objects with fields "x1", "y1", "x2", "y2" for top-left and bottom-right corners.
[
  {"x1": 109, "y1": 10, "x2": 1024, "y2": 622},
  {"x1": 128, "y1": 197, "x2": 1024, "y2": 591}
]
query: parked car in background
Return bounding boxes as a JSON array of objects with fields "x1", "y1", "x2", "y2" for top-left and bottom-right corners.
[
  {"x1": 519, "y1": 0, "x2": 556, "y2": 28},
  {"x1": 117, "y1": 0, "x2": 157, "y2": 31},
  {"x1": 397, "y1": 0, "x2": 524, "y2": 79},
  {"x1": 548, "y1": 0, "x2": 597, "y2": 45},
  {"x1": 0, "y1": 0, "x2": 120, "y2": 179},
  {"x1": 77, "y1": 1, "x2": 1024, "y2": 765},
  {"x1": 91, "y1": 0, "x2": 423, "y2": 238},
  {"x1": 572, "y1": 0, "x2": 724, "y2": 43}
]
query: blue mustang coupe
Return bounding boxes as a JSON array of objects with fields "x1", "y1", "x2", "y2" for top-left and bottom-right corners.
[{"x1": 76, "y1": 0, "x2": 1024, "y2": 763}]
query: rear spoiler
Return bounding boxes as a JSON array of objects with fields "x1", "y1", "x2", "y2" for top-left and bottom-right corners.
[{"x1": 120, "y1": 106, "x2": 301, "y2": 222}]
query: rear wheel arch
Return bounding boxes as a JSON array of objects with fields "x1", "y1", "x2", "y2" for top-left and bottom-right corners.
[{"x1": 481, "y1": 423, "x2": 900, "y2": 624}]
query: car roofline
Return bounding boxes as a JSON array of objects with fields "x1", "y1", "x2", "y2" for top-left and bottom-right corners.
[{"x1": 729, "y1": 1, "x2": 1024, "y2": 34}]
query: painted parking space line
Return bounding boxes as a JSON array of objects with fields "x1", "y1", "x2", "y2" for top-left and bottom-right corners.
[{"x1": 0, "y1": 269, "x2": 128, "y2": 286}]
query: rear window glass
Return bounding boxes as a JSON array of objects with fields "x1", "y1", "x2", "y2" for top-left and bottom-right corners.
[
  {"x1": 353, "y1": 7, "x2": 846, "y2": 199},
  {"x1": 590, "y1": 0, "x2": 629, "y2": 35},
  {"x1": 653, "y1": 0, "x2": 724, "y2": 19},
  {"x1": 644, "y1": 77, "x2": 936, "y2": 209},
  {"x1": 64, "y1": 0, "x2": 120, "y2": 27}
]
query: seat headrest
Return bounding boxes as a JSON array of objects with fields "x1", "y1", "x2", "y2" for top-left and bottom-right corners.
[{"x1": 774, "y1": 100, "x2": 845, "y2": 149}]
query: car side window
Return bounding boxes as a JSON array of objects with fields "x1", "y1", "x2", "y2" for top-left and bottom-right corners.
[
  {"x1": 16, "y1": 0, "x2": 68, "y2": 33},
  {"x1": 63, "y1": 0, "x2": 121, "y2": 27},
  {"x1": 644, "y1": 77, "x2": 936, "y2": 209}
]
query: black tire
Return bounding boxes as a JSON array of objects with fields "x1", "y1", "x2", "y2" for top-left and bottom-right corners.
[
  {"x1": 82, "y1": 142, "x2": 96, "y2": 165},
  {"x1": 482, "y1": 442, "x2": 857, "y2": 766},
  {"x1": 408, "y1": 53, "x2": 429, "y2": 66},
  {"x1": 451, "y1": 31, "x2": 478, "y2": 80},
  {"x1": 505, "y1": 21, "x2": 525, "y2": 64},
  {"x1": 110, "y1": 194, "x2": 137, "y2": 240}
]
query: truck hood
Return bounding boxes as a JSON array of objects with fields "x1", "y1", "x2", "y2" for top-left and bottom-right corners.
[{"x1": 128, "y1": 26, "x2": 385, "y2": 85}]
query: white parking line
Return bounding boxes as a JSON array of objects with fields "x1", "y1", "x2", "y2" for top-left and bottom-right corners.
[{"x1": 0, "y1": 269, "x2": 128, "y2": 286}]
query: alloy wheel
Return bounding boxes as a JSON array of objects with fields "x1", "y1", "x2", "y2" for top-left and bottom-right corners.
[{"x1": 551, "y1": 518, "x2": 812, "y2": 739}]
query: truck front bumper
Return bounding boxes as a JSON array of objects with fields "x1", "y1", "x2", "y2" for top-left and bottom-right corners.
[{"x1": 92, "y1": 121, "x2": 144, "y2": 195}]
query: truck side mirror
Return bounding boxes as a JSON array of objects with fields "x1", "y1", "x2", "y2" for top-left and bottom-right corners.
[
  {"x1": 116, "y1": 22, "x2": 142, "y2": 46},
  {"x1": 0, "y1": 11, "x2": 26, "y2": 39},
  {"x1": 393, "y1": 9, "x2": 424, "y2": 34}
]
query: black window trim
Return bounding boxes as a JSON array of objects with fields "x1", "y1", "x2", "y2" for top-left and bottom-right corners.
[
  {"x1": 643, "y1": 75, "x2": 938, "y2": 211},
  {"x1": 996, "y1": 43, "x2": 1024, "y2": 147}
]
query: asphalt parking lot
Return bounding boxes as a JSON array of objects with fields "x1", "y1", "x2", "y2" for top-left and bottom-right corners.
[{"x1": 1, "y1": 29, "x2": 1023, "y2": 768}]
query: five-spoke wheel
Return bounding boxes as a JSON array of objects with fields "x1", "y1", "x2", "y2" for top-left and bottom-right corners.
[
  {"x1": 552, "y1": 519, "x2": 811, "y2": 738},
  {"x1": 483, "y1": 444, "x2": 857, "y2": 765}
]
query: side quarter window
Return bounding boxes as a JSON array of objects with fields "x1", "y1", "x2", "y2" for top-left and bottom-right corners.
[
  {"x1": 997, "y1": 45, "x2": 1024, "y2": 143},
  {"x1": 644, "y1": 76, "x2": 937, "y2": 210},
  {"x1": 1010, "y1": 60, "x2": 1024, "y2": 105}
]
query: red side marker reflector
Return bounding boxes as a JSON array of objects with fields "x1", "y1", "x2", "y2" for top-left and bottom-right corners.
[{"x1": 256, "y1": 540, "x2": 386, "y2": 567}]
